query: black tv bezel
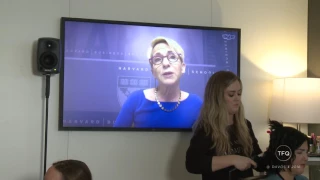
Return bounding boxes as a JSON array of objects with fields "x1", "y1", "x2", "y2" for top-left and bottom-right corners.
[{"x1": 58, "y1": 17, "x2": 241, "y2": 131}]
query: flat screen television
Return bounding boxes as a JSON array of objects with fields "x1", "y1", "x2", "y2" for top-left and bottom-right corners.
[{"x1": 59, "y1": 17, "x2": 241, "y2": 131}]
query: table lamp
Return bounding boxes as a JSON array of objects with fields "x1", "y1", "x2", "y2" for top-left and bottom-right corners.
[{"x1": 269, "y1": 78, "x2": 320, "y2": 130}]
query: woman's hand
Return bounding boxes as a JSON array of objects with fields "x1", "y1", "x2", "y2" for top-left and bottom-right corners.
[{"x1": 231, "y1": 155, "x2": 257, "y2": 171}]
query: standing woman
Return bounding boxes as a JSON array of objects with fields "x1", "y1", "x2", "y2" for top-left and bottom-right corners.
[{"x1": 185, "y1": 71, "x2": 263, "y2": 179}]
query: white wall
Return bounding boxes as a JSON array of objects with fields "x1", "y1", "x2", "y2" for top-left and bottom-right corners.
[
  {"x1": 0, "y1": 0, "x2": 308, "y2": 180},
  {"x1": 0, "y1": 1, "x2": 69, "y2": 179}
]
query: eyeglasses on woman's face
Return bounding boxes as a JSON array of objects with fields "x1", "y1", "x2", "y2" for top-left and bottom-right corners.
[{"x1": 149, "y1": 52, "x2": 181, "y2": 65}]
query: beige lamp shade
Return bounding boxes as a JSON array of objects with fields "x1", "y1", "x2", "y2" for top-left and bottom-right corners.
[{"x1": 269, "y1": 78, "x2": 320, "y2": 124}]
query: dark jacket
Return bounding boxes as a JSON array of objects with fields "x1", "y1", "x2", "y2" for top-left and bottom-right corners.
[{"x1": 185, "y1": 119, "x2": 263, "y2": 180}]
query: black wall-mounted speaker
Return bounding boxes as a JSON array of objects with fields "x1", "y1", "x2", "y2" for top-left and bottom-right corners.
[{"x1": 37, "y1": 37, "x2": 61, "y2": 74}]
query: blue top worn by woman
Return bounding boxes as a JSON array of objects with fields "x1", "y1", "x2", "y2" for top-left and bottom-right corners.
[
  {"x1": 113, "y1": 89, "x2": 203, "y2": 128},
  {"x1": 263, "y1": 173, "x2": 308, "y2": 180}
]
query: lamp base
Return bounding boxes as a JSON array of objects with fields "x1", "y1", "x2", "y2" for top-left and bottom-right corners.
[{"x1": 297, "y1": 123, "x2": 301, "y2": 131}]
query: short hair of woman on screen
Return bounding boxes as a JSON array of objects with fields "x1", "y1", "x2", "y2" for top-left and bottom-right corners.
[
  {"x1": 255, "y1": 120, "x2": 309, "y2": 180},
  {"x1": 185, "y1": 70, "x2": 263, "y2": 180},
  {"x1": 44, "y1": 159, "x2": 92, "y2": 180},
  {"x1": 113, "y1": 36, "x2": 202, "y2": 128}
]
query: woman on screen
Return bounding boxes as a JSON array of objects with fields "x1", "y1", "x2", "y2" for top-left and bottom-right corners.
[
  {"x1": 44, "y1": 159, "x2": 92, "y2": 180},
  {"x1": 185, "y1": 70, "x2": 263, "y2": 179},
  {"x1": 113, "y1": 36, "x2": 202, "y2": 128},
  {"x1": 255, "y1": 120, "x2": 309, "y2": 180}
]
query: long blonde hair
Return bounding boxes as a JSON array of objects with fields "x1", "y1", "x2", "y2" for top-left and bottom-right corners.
[{"x1": 194, "y1": 71, "x2": 253, "y2": 157}]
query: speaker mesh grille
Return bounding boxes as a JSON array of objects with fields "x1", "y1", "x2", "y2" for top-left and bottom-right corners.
[{"x1": 39, "y1": 52, "x2": 58, "y2": 69}]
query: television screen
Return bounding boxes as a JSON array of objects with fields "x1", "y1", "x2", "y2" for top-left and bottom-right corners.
[{"x1": 59, "y1": 17, "x2": 240, "y2": 131}]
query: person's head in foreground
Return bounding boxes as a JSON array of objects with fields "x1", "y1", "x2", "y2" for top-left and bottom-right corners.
[
  {"x1": 257, "y1": 120, "x2": 309, "y2": 180},
  {"x1": 148, "y1": 36, "x2": 186, "y2": 87},
  {"x1": 195, "y1": 70, "x2": 254, "y2": 157},
  {"x1": 44, "y1": 159, "x2": 92, "y2": 180}
]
